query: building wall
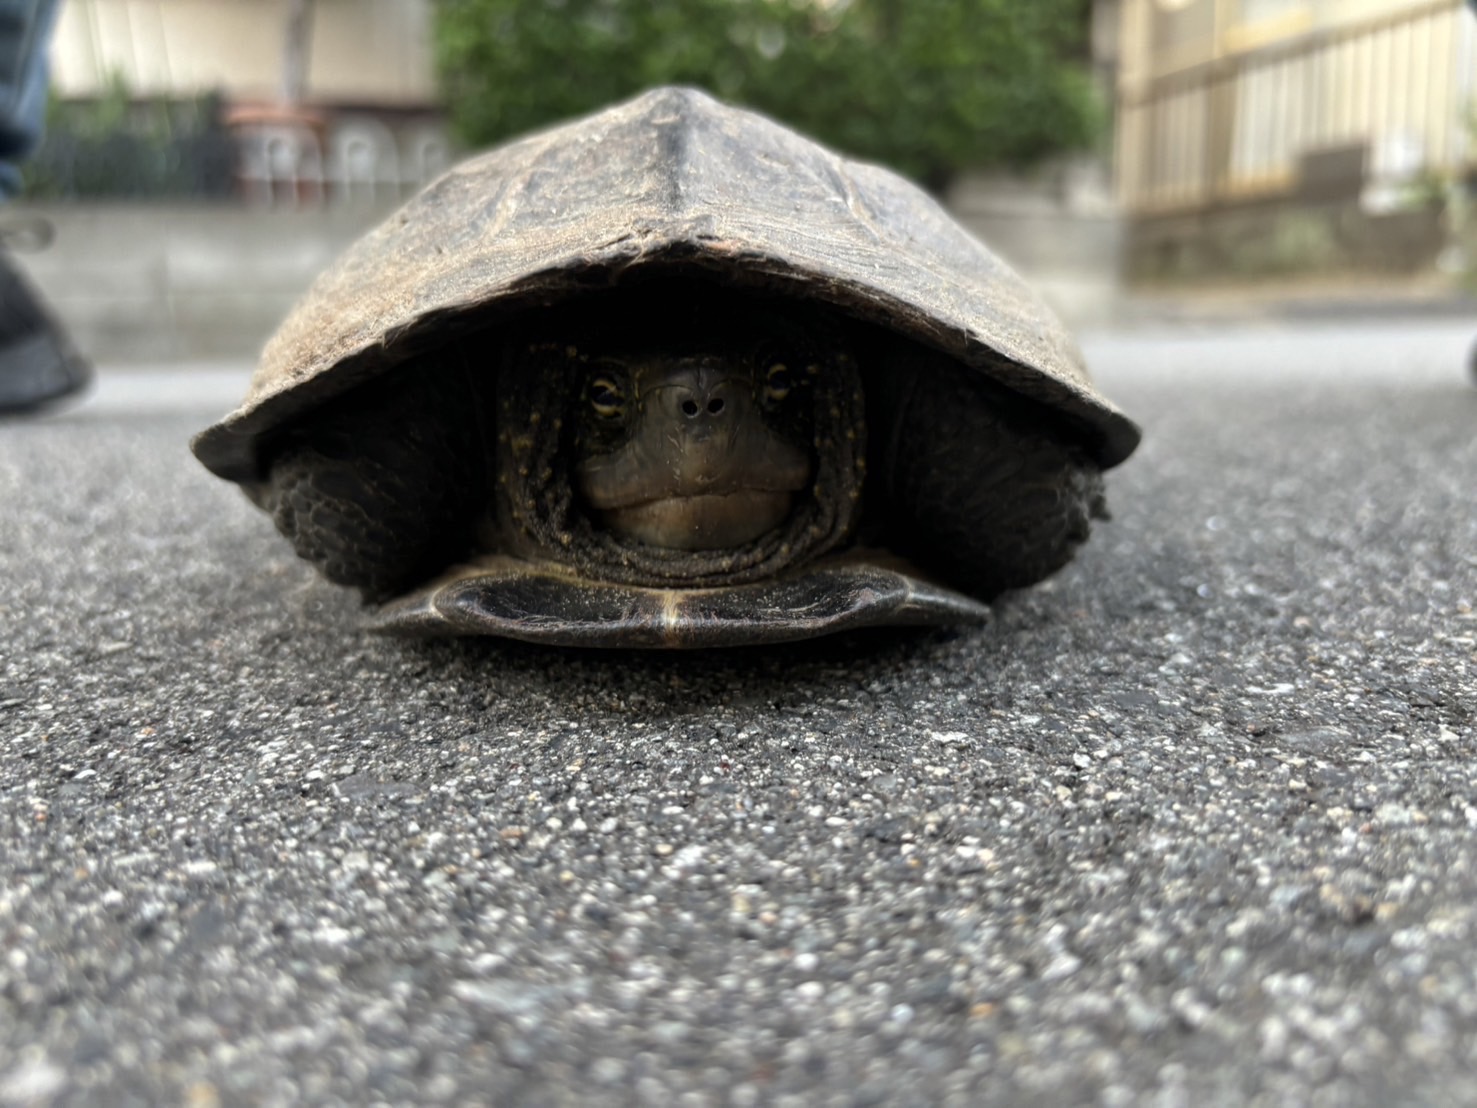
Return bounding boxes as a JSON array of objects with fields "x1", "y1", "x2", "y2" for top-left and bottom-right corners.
[
  {"x1": 51, "y1": 0, "x2": 437, "y2": 106},
  {"x1": 1116, "y1": 0, "x2": 1476, "y2": 216},
  {"x1": 1115, "y1": 0, "x2": 1473, "y2": 280},
  {"x1": 1119, "y1": 0, "x2": 1456, "y2": 83},
  {"x1": 45, "y1": 1, "x2": 451, "y2": 209}
]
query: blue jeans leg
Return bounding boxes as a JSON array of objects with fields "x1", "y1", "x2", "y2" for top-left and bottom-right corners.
[{"x1": 0, "y1": 0, "x2": 59, "y2": 200}]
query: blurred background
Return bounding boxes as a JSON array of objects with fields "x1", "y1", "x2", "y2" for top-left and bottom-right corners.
[{"x1": 13, "y1": 0, "x2": 1477, "y2": 365}]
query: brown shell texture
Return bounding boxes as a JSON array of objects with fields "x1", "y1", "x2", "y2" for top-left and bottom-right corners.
[{"x1": 193, "y1": 86, "x2": 1140, "y2": 482}]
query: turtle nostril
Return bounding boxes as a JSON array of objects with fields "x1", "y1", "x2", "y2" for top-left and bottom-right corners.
[
  {"x1": 707, "y1": 397, "x2": 725, "y2": 415},
  {"x1": 681, "y1": 398, "x2": 699, "y2": 417}
]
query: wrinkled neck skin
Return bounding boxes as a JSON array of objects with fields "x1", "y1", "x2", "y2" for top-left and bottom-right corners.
[{"x1": 490, "y1": 292, "x2": 867, "y2": 588}]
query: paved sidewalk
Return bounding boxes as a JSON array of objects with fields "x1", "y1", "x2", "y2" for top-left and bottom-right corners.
[{"x1": 1, "y1": 320, "x2": 1474, "y2": 1105}]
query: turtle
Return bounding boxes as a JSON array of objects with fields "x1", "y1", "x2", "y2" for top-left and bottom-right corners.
[{"x1": 192, "y1": 87, "x2": 1140, "y2": 648}]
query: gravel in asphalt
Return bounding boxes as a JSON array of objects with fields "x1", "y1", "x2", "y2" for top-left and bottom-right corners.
[{"x1": 1, "y1": 320, "x2": 1474, "y2": 1106}]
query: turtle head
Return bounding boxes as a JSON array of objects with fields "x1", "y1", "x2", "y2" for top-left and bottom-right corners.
[
  {"x1": 573, "y1": 345, "x2": 813, "y2": 550},
  {"x1": 494, "y1": 292, "x2": 866, "y2": 589}
]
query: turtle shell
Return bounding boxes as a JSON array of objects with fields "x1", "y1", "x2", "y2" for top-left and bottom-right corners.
[{"x1": 192, "y1": 86, "x2": 1138, "y2": 483}]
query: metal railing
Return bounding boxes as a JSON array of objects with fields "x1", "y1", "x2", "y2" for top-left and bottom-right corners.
[
  {"x1": 231, "y1": 116, "x2": 452, "y2": 209},
  {"x1": 1117, "y1": 0, "x2": 1477, "y2": 214}
]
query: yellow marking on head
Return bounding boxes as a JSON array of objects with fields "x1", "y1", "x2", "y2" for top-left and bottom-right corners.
[{"x1": 765, "y1": 363, "x2": 793, "y2": 403}]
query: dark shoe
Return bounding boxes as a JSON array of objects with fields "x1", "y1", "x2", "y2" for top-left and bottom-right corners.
[{"x1": 0, "y1": 226, "x2": 90, "y2": 414}]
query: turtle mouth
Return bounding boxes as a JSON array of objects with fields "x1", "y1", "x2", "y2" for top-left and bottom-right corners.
[{"x1": 598, "y1": 490, "x2": 795, "y2": 551}]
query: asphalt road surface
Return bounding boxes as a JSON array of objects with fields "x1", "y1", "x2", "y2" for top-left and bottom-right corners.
[{"x1": 2, "y1": 319, "x2": 1475, "y2": 1106}]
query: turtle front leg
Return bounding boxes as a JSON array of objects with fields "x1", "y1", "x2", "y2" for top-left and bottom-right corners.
[
  {"x1": 253, "y1": 362, "x2": 487, "y2": 602},
  {"x1": 865, "y1": 341, "x2": 1106, "y2": 601}
]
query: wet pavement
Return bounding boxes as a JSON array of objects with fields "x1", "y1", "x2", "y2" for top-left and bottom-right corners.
[{"x1": 1, "y1": 319, "x2": 1475, "y2": 1105}]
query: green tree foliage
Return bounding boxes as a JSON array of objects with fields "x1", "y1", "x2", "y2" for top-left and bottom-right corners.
[{"x1": 434, "y1": 0, "x2": 1101, "y2": 186}]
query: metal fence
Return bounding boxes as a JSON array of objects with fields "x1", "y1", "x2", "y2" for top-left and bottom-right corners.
[
  {"x1": 27, "y1": 130, "x2": 239, "y2": 201},
  {"x1": 231, "y1": 115, "x2": 452, "y2": 209},
  {"x1": 1117, "y1": 0, "x2": 1477, "y2": 214},
  {"x1": 23, "y1": 94, "x2": 452, "y2": 207},
  {"x1": 23, "y1": 94, "x2": 238, "y2": 201}
]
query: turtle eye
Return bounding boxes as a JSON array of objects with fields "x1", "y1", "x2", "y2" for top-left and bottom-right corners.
[
  {"x1": 764, "y1": 362, "x2": 793, "y2": 404},
  {"x1": 588, "y1": 376, "x2": 626, "y2": 420}
]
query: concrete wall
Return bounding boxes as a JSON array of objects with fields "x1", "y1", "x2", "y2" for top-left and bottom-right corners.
[
  {"x1": 11, "y1": 202, "x2": 395, "y2": 365},
  {"x1": 1126, "y1": 196, "x2": 1448, "y2": 284},
  {"x1": 946, "y1": 158, "x2": 1124, "y2": 327},
  {"x1": 13, "y1": 185, "x2": 1121, "y2": 368}
]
